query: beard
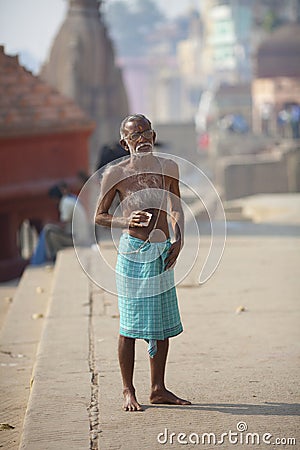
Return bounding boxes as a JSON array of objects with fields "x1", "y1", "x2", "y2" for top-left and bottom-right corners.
[{"x1": 135, "y1": 142, "x2": 153, "y2": 154}]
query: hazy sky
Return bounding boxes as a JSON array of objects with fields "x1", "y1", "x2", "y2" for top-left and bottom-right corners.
[{"x1": 0, "y1": 0, "x2": 199, "y2": 73}]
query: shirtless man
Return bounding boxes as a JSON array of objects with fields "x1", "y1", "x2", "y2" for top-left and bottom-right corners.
[{"x1": 95, "y1": 114, "x2": 191, "y2": 411}]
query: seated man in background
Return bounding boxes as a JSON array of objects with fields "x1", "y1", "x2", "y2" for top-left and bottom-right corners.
[{"x1": 31, "y1": 182, "x2": 90, "y2": 264}]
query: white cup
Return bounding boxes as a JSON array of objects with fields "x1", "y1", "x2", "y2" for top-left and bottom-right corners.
[{"x1": 140, "y1": 211, "x2": 152, "y2": 227}]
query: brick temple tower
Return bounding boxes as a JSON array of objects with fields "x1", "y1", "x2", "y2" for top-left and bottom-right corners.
[{"x1": 40, "y1": 0, "x2": 129, "y2": 171}]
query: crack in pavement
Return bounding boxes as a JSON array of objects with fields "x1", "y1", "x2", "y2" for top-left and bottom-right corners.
[{"x1": 88, "y1": 286, "x2": 100, "y2": 450}]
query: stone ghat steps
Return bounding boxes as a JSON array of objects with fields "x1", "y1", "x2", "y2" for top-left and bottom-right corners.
[
  {"x1": 0, "y1": 237, "x2": 213, "y2": 450},
  {"x1": 0, "y1": 264, "x2": 54, "y2": 450},
  {"x1": 0, "y1": 281, "x2": 18, "y2": 331},
  {"x1": 19, "y1": 249, "x2": 92, "y2": 450},
  {"x1": 0, "y1": 248, "x2": 97, "y2": 450}
]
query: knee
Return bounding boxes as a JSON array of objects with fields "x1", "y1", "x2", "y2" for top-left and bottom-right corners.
[
  {"x1": 43, "y1": 224, "x2": 55, "y2": 236},
  {"x1": 119, "y1": 335, "x2": 134, "y2": 342},
  {"x1": 119, "y1": 335, "x2": 135, "y2": 346}
]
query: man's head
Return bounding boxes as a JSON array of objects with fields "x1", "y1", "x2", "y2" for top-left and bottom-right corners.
[
  {"x1": 120, "y1": 114, "x2": 156, "y2": 155},
  {"x1": 48, "y1": 182, "x2": 68, "y2": 200}
]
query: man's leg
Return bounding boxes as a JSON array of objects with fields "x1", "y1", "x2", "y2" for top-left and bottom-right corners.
[
  {"x1": 149, "y1": 338, "x2": 191, "y2": 405},
  {"x1": 44, "y1": 224, "x2": 72, "y2": 261},
  {"x1": 118, "y1": 335, "x2": 143, "y2": 411}
]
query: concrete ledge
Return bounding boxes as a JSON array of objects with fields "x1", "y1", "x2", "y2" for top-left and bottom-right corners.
[
  {"x1": 0, "y1": 265, "x2": 54, "y2": 450},
  {"x1": 19, "y1": 249, "x2": 91, "y2": 450},
  {"x1": 224, "y1": 193, "x2": 300, "y2": 223}
]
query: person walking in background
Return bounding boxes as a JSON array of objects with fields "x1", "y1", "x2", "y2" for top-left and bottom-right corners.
[{"x1": 290, "y1": 104, "x2": 300, "y2": 139}]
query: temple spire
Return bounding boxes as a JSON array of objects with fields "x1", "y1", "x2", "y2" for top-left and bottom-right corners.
[
  {"x1": 69, "y1": 0, "x2": 100, "y2": 8},
  {"x1": 68, "y1": 0, "x2": 100, "y2": 13},
  {"x1": 41, "y1": 0, "x2": 129, "y2": 170}
]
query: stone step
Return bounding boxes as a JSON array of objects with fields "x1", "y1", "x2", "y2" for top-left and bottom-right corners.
[
  {"x1": 0, "y1": 280, "x2": 18, "y2": 332},
  {"x1": 19, "y1": 248, "x2": 92, "y2": 450},
  {"x1": 223, "y1": 193, "x2": 300, "y2": 224},
  {"x1": 183, "y1": 190, "x2": 220, "y2": 222},
  {"x1": 224, "y1": 211, "x2": 253, "y2": 222},
  {"x1": 0, "y1": 264, "x2": 54, "y2": 450}
]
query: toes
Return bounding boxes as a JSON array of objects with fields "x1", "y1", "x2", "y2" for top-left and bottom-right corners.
[
  {"x1": 123, "y1": 402, "x2": 144, "y2": 411},
  {"x1": 150, "y1": 391, "x2": 191, "y2": 405},
  {"x1": 132, "y1": 403, "x2": 143, "y2": 411},
  {"x1": 177, "y1": 399, "x2": 191, "y2": 405},
  {"x1": 175, "y1": 398, "x2": 191, "y2": 405}
]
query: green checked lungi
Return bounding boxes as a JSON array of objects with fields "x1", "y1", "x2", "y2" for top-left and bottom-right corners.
[{"x1": 116, "y1": 233, "x2": 183, "y2": 357}]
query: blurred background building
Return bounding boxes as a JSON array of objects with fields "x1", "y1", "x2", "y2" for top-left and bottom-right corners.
[
  {"x1": 40, "y1": 0, "x2": 129, "y2": 171},
  {"x1": 1, "y1": 0, "x2": 300, "y2": 279},
  {"x1": 0, "y1": 45, "x2": 94, "y2": 280}
]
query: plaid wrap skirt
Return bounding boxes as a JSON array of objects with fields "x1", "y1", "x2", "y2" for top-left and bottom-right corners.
[{"x1": 116, "y1": 233, "x2": 183, "y2": 342}]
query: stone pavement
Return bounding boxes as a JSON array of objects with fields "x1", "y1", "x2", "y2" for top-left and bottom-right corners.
[
  {"x1": 0, "y1": 196, "x2": 300, "y2": 449},
  {"x1": 0, "y1": 265, "x2": 54, "y2": 449},
  {"x1": 93, "y1": 235, "x2": 300, "y2": 450}
]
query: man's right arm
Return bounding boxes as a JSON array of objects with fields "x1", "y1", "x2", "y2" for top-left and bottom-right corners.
[
  {"x1": 95, "y1": 166, "x2": 152, "y2": 229},
  {"x1": 95, "y1": 167, "x2": 129, "y2": 228}
]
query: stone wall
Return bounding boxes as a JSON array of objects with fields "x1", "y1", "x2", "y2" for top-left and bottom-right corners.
[
  {"x1": 153, "y1": 122, "x2": 198, "y2": 165},
  {"x1": 216, "y1": 145, "x2": 300, "y2": 200}
]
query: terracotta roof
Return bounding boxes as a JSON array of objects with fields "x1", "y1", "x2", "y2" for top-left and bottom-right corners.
[
  {"x1": 255, "y1": 24, "x2": 300, "y2": 78},
  {"x1": 0, "y1": 45, "x2": 94, "y2": 137}
]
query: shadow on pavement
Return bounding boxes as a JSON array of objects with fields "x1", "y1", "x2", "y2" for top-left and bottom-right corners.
[
  {"x1": 144, "y1": 402, "x2": 300, "y2": 416},
  {"x1": 195, "y1": 220, "x2": 300, "y2": 237}
]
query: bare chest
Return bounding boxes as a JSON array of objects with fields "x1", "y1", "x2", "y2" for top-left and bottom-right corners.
[{"x1": 117, "y1": 173, "x2": 169, "y2": 211}]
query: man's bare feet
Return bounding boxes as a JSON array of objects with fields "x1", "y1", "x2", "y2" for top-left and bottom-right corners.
[
  {"x1": 123, "y1": 388, "x2": 144, "y2": 412},
  {"x1": 150, "y1": 388, "x2": 191, "y2": 405}
]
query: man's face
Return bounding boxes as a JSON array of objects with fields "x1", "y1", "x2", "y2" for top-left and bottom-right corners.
[{"x1": 120, "y1": 118, "x2": 156, "y2": 155}]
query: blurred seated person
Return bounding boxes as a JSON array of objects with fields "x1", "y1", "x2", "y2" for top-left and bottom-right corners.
[
  {"x1": 30, "y1": 182, "x2": 91, "y2": 265},
  {"x1": 96, "y1": 142, "x2": 128, "y2": 172}
]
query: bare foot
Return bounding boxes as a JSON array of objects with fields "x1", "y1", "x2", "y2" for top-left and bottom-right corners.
[
  {"x1": 123, "y1": 388, "x2": 144, "y2": 412},
  {"x1": 150, "y1": 388, "x2": 191, "y2": 405}
]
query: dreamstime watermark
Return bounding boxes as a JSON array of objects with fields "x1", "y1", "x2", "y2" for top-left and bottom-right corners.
[
  {"x1": 72, "y1": 152, "x2": 227, "y2": 292},
  {"x1": 157, "y1": 422, "x2": 297, "y2": 446}
]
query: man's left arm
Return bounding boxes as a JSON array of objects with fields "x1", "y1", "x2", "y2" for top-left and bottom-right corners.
[{"x1": 165, "y1": 161, "x2": 184, "y2": 270}]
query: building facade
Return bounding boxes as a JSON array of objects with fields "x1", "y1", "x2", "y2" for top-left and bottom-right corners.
[
  {"x1": 0, "y1": 46, "x2": 94, "y2": 281},
  {"x1": 252, "y1": 24, "x2": 300, "y2": 136},
  {"x1": 200, "y1": 0, "x2": 253, "y2": 84}
]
